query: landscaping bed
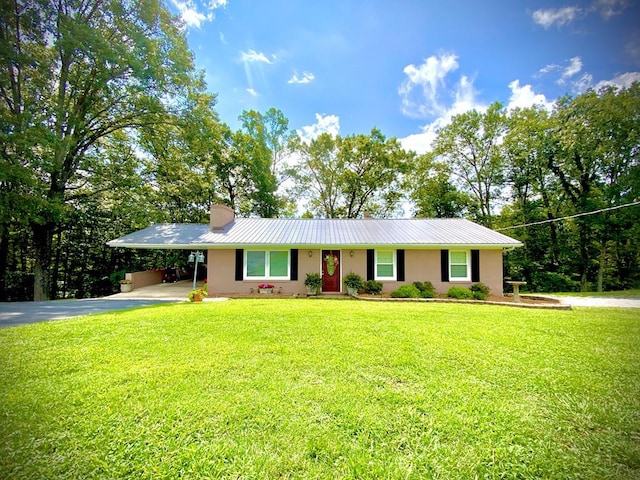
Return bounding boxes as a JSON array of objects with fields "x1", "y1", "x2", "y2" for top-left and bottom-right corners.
[{"x1": 355, "y1": 293, "x2": 569, "y2": 309}]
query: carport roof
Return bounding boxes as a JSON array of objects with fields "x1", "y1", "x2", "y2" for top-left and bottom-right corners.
[{"x1": 107, "y1": 218, "x2": 523, "y2": 249}]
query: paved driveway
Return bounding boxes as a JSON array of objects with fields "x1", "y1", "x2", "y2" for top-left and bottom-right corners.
[
  {"x1": 0, "y1": 298, "x2": 179, "y2": 328},
  {"x1": 551, "y1": 296, "x2": 640, "y2": 308}
]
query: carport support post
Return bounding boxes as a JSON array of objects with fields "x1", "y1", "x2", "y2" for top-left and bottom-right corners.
[{"x1": 189, "y1": 251, "x2": 204, "y2": 290}]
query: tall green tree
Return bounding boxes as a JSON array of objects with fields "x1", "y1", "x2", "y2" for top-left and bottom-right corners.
[
  {"x1": 289, "y1": 133, "x2": 341, "y2": 217},
  {"x1": 337, "y1": 128, "x2": 411, "y2": 218},
  {"x1": 407, "y1": 152, "x2": 472, "y2": 218},
  {"x1": 499, "y1": 106, "x2": 570, "y2": 289},
  {"x1": 546, "y1": 84, "x2": 640, "y2": 290},
  {"x1": 433, "y1": 103, "x2": 507, "y2": 226},
  {"x1": 290, "y1": 129, "x2": 411, "y2": 218},
  {"x1": 238, "y1": 108, "x2": 290, "y2": 216},
  {"x1": 0, "y1": 0, "x2": 202, "y2": 299}
]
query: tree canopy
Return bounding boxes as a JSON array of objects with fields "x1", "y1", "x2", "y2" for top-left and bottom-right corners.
[{"x1": 1, "y1": 1, "x2": 638, "y2": 299}]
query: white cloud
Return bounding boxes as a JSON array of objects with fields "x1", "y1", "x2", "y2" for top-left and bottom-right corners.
[
  {"x1": 559, "y1": 56, "x2": 583, "y2": 84},
  {"x1": 297, "y1": 113, "x2": 340, "y2": 142},
  {"x1": 573, "y1": 73, "x2": 594, "y2": 93},
  {"x1": 398, "y1": 79, "x2": 487, "y2": 154},
  {"x1": 240, "y1": 49, "x2": 275, "y2": 64},
  {"x1": 594, "y1": 71, "x2": 640, "y2": 90},
  {"x1": 171, "y1": 0, "x2": 226, "y2": 28},
  {"x1": 539, "y1": 64, "x2": 558, "y2": 75},
  {"x1": 540, "y1": 57, "x2": 593, "y2": 91},
  {"x1": 246, "y1": 88, "x2": 258, "y2": 97},
  {"x1": 591, "y1": 0, "x2": 629, "y2": 18},
  {"x1": 288, "y1": 72, "x2": 315, "y2": 84},
  {"x1": 531, "y1": 6, "x2": 581, "y2": 28},
  {"x1": 399, "y1": 53, "x2": 460, "y2": 118},
  {"x1": 399, "y1": 96, "x2": 486, "y2": 155},
  {"x1": 398, "y1": 54, "x2": 487, "y2": 154},
  {"x1": 507, "y1": 80, "x2": 553, "y2": 111},
  {"x1": 171, "y1": 0, "x2": 207, "y2": 28}
]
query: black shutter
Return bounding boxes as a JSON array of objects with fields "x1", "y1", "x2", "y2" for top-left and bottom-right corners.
[
  {"x1": 471, "y1": 249, "x2": 480, "y2": 282},
  {"x1": 290, "y1": 249, "x2": 298, "y2": 281},
  {"x1": 367, "y1": 249, "x2": 375, "y2": 281},
  {"x1": 397, "y1": 249, "x2": 405, "y2": 282},
  {"x1": 235, "y1": 249, "x2": 244, "y2": 281},
  {"x1": 441, "y1": 249, "x2": 449, "y2": 282}
]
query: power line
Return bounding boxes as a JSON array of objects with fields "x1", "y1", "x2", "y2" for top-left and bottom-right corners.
[{"x1": 496, "y1": 200, "x2": 640, "y2": 231}]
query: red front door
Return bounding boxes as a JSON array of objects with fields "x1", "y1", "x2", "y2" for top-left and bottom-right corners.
[{"x1": 322, "y1": 250, "x2": 341, "y2": 292}]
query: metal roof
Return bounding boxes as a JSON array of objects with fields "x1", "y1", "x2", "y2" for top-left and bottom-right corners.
[
  {"x1": 108, "y1": 218, "x2": 523, "y2": 249},
  {"x1": 107, "y1": 224, "x2": 210, "y2": 249}
]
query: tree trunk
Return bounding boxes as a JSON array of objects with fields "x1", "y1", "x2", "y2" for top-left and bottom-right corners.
[
  {"x1": 32, "y1": 222, "x2": 54, "y2": 301},
  {"x1": 578, "y1": 220, "x2": 590, "y2": 292},
  {"x1": 0, "y1": 227, "x2": 9, "y2": 301},
  {"x1": 51, "y1": 230, "x2": 63, "y2": 300},
  {"x1": 597, "y1": 242, "x2": 606, "y2": 292}
]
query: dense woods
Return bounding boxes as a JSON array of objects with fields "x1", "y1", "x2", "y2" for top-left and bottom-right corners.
[{"x1": 1, "y1": 0, "x2": 639, "y2": 300}]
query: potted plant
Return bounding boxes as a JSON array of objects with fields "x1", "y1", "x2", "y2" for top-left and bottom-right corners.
[
  {"x1": 344, "y1": 272, "x2": 363, "y2": 296},
  {"x1": 119, "y1": 279, "x2": 133, "y2": 293},
  {"x1": 258, "y1": 283, "x2": 275, "y2": 294},
  {"x1": 304, "y1": 273, "x2": 322, "y2": 296},
  {"x1": 188, "y1": 287, "x2": 208, "y2": 302}
]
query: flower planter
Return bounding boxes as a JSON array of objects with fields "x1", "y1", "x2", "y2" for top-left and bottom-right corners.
[
  {"x1": 259, "y1": 288, "x2": 274, "y2": 294},
  {"x1": 347, "y1": 287, "x2": 358, "y2": 296},
  {"x1": 192, "y1": 295, "x2": 204, "y2": 302},
  {"x1": 120, "y1": 283, "x2": 133, "y2": 293}
]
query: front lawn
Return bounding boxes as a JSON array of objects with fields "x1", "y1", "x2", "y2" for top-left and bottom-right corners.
[{"x1": 1, "y1": 300, "x2": 638, "y2": 479}]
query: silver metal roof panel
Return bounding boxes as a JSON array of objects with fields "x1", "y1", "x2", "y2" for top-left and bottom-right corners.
[{"x1": 108, "y1": 219, "x2": 523, "y2": 249}]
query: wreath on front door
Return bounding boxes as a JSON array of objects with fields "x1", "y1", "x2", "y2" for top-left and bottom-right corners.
[{"x1": 324, "y1": 253, "x2": 339, "y2": 276}]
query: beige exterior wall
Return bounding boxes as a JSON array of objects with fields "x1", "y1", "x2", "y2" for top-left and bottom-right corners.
[
  {"x1": 125, "y1": 269, "x2": 164, "y2": 289},
  {"x1": 207, "y1": 248, "x2": 506, "y2": 296}
]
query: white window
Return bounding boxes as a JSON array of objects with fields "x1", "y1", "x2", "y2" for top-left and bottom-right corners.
[
  {"x1": 245, "y1": 250, "x2": 290, "y2": 280},
  {"x1": 375, "y1": 250, "x2": 396, "y2": 280},
  {"x1": 449, "y1": 250, "x2": 470, "y2": 281}
]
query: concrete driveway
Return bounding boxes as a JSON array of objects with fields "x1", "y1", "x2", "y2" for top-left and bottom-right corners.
[
  {"x1": 549, "y1": 296, "x2": 640, "y2": 308},
  {"x1": 0, "y1": 298, "x2": 180, "y2": 328},
  {"x1": 0, "y1": 281, "x2": 225, "y2": 329}
]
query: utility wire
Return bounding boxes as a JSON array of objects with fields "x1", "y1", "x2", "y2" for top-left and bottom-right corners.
[{"x1": 496, "y1": 200, "x2": 640, "y2": 231}]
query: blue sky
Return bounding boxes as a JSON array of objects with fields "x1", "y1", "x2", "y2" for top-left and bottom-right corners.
[{"x1": 168, "y1": 0, "x2": 640, "y2": 153}]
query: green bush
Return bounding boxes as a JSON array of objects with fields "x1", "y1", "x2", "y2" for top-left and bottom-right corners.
[
  {"x1": 344, "y1": 272, "x2": 364, "y2": 291},
  {"x1": 390, "y1": 285, "x2": 422, "y2": 298},
  {"x1": 530, "y1": 272, "x2": 578, "y2": 292},
  {"x1": 447, "y1": 286, "x2": 473, "y2": 299},
  {"x1": 412, "y1": 281, "x2": 436, "y2": 298},
  {"x1": 471, "y1": 282, "x2": 490, "y2": 300},
  {"x1": 363, "y1": 280, "x2": 383, "y2": 295}
]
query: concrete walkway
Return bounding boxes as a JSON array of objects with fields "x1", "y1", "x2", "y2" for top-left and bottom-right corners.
[{"x1": 109, "y1": 280, "x2": 197, "y2": 301}]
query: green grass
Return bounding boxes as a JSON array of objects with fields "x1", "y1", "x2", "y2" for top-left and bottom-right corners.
[{"x1": 1, "y1": 300, "x2": 639, "y2": 479}]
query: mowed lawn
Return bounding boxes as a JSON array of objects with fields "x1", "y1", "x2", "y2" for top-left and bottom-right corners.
[{"x1": 0, "y1": 300, "x2": 638, "y2": 479}]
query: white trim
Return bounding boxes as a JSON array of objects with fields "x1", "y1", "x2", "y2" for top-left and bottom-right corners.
[
  {"x1": 244, "y1": 249, "x2": 290, "y2": 280},
  {"x1": 449, "y1": 250, "x2": 471, "y2": 281}
]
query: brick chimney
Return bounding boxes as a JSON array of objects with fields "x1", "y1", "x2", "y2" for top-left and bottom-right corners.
[{"x1": 210, "y1": 204, "x2": 235, "y2": 231}]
